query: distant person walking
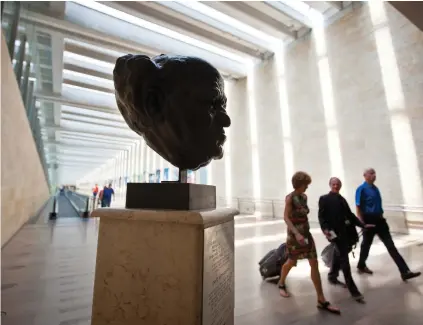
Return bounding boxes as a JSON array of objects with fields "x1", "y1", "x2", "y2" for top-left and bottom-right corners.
[
  {"x1": 93, "y1": 184, "x2": 99, "y2": 198},
  {"x1": 356, "y1": 168, "x2": 421, "y2": 281},
  {"x1": 278, "y1": 171, "x2": 340, "y2": 315},
  {"x1": 101, "y1": 183, "x2": 115, "y2": 208}
]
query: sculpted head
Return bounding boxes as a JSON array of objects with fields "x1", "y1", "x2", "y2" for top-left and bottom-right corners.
[{"x1": 113, "y1": 54, "x2": 231, "y2": 171}]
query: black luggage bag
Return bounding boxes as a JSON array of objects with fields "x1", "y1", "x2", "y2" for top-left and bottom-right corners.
[{"x1": 258, "y1": 243, "x2": 287, "y2": 279}]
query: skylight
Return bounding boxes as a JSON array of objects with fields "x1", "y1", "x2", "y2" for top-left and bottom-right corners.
[
  {"x1": 174, "y1": 1, "x2": 279, "y2": 45},
  {"x1": 72, "y1": 0, "x2": 252, "y2": 64}
]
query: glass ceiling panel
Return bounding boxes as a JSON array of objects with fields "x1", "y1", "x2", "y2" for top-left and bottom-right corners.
[
  {"x1": 61, "y1": 105, "x2": 123, "y2": 121},
  {"x1": 71, "y1": 0, "x2": 250, "y2": 64},
  {"x1": 63, "y1": 51, "x2": 114, "y2": 75},
  {"x1": 60, "y1": 120, "x2": 136, "y2": 138},
  {"x1": 61, "y1": 113, "x2": 128, "y2": 128},
  {"x1": 62, "y1": 84, "x2": 117, "y2": 108},
  {"x1": 65, "y1": 1, "x2": 247, "y2": 76},
  {"x1": 62, "y1": 69, "x2": 114, "y2": 90},
  {"x1": 65, "y1": 38, "x2": 127, "y2": 58}
]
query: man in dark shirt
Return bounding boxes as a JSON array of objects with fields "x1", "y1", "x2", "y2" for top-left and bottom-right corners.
[
  {"x1": 356, "y1": 168, "x2": 420, "y2": 281},
  {"x1": 319, "y1": 177, "x2": 369, "y2": 302}
]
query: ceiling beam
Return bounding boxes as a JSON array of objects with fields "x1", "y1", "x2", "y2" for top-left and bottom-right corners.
[
  {"x1": 265, "y1": 1, "x2": 314, "y2": 28},
  {"x1": 42, "y1": 124, "x2": 139, "y2": 140},
  {"x1": 53, "y1": 162, "x2": 100, "y2": 167},
  {"x1": 17, "y1": 8, "x2": 159, "y2": 57},
  {"x1": 102, "y1": 1, "x2": 266, "y2": 60},
  {"x1": 59, "y1": 110, "x2": 125, "y2": 124},
  {"x1": 63, "y1": 63, "x2": 113, "y2": 81},
  {"x1": 48, "y1": 149, "x2": 121, "y2": 157},
  {"x1": 49, "y1": 158, "x2": 106, "y2": 165},
  {"x1": 18, "y1": 8, "x2": 246, "y2": 78},
  {"x1": 61, "y1": 117, "x2": 130, "y2": 130},
  {"x1": 157, "y1": 1, "x2": 276, "y2": 54},
  {"x1": 45, "y1": 141, "x2": 129, "y2": 151},
  {"x1": 47, "y1": 151, "x2": 116, "y2": 159},
  {"x1": 59, "y1": 134, "x2": 134, "y2": 146},
  {"x1": 202, "y1": 1, "x2": 296, "y2": 39},
  {"x1": 35, "y1": 91, "x2": 119, "y2": 114},
  {"x1": 65, "y1": 42, "x2": 118, "y2": 64},
  {"x1": 59, "y1": 136, "x2": 132, "y2": 148},
  {"x1": 62, "y1": 79, "x2": 114, "y2": 94},
  {"x1": 326, "y1": 2, "x2": 343, "y2": 11}
]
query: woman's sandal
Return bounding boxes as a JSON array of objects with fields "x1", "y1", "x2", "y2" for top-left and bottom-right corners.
[
  {"x1": 278, "y1": 284, "x2": 290, "y2": 298},
  {"x1": 317, "y1": 301, "x2": 341, "y2": 315}
]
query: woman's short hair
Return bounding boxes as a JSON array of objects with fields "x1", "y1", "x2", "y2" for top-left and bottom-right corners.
[{"x1": 291, "y1": 171, "x2": 312, "y2": 189}]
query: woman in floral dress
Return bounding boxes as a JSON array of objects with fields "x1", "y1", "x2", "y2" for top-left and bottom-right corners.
[{"x1": 278, "y1": 171, "x2": 340, "y2": 315}]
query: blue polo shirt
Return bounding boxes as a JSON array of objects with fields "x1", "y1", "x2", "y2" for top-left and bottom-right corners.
[
  {"x1": 102, "y1": 188, "x2": 114, "y2": 202},
  {"x1": 355, "y1": 182, "x2": 384, "y2": 216}
]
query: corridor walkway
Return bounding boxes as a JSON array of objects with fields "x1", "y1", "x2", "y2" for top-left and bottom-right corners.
[{"x1": 2, "y1": 215, "x2": 423, "y2": 325}]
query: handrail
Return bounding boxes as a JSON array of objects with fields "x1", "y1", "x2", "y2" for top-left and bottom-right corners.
[
  {"x1": 70, "y1": 187, "x2": 423, "y2": 219},
  {"x1": 215, "y1": 196, "x2": 423, "y2": 218},
  {"x1": 64, "y1": 190, "x2": 93, "y2": 217}
]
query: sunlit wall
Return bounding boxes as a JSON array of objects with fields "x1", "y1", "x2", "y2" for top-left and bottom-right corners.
[{"x1": 223, "y1": 2, "x2": 423, "y2": 220}]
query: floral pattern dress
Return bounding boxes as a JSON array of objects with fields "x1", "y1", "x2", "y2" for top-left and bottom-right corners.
[{"x1": 286, "y1": 192, "x2": 317, "y2": 261}]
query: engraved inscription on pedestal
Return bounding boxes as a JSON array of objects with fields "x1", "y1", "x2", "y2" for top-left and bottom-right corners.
[{"x1": 202, "y1": 220, "x2": 235, "y2": 325}]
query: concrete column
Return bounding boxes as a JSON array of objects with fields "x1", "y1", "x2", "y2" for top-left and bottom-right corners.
[
  {"x1": 25, "y1": 80, "x2": 34, "y2": 116},
  {"x1": 125, "y1": 149, "x2": 129, "y2": 183},
  {"x1": 114, "y1": 157, "x2": 117, "y2": 187},
  {"x1": 20, "y1": 57, "x2": 31, "y2": 106},
  {"x1": 14, "y1": 34, "x2": 26, "y2": 84},
  {"x1": 28, "y1": 97, "x2": 37, "y2": 134},
  {"x1": 7, "y1": 1, "x2": 20, "y2": 59},
  {"x1": 27, "y1": 95, "x2": 36, "y2": 132}
]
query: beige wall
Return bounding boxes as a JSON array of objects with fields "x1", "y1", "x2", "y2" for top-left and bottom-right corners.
[
  {"x1": 211, "y1": 2, "x2": 423, "y2": 222},
  {"x1": 1, "y1": 32, "x2": 50, "y2": 246}
]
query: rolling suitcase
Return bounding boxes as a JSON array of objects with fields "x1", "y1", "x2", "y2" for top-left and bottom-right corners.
[{"x1": 258, "y1": 243, "x2": 287, "y2": 279}]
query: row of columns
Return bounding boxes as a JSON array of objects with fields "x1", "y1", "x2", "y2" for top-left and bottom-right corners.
[{"x1": 78, "y1": 139, "x2": 182, "y2": 194}]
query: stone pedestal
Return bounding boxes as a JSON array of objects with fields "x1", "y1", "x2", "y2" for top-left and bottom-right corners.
[{"x1": 90, "y1": 207, "x2": 238, "y2": 325}]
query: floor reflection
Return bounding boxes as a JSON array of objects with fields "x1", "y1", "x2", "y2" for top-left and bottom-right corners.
[{"x1": 1, "y1": 215, "x2": 422, "y2": 325}]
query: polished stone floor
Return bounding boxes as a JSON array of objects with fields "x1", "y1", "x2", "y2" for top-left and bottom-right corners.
[{"x1": 2, "y1": 214, "x2": 423, "y2": 325}]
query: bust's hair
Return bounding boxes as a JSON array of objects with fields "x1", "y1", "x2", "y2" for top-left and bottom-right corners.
[{"x1": 292, "y1": 171, "x2": 312, "y2": 189}]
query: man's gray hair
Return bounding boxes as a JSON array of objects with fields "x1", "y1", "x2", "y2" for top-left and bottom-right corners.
[
  {"x1": 329, "y1": 177, "x2": 341, "y2": 185},
  {"x1": 363, "y1": 168, "x2": 375, "y2": 175}
]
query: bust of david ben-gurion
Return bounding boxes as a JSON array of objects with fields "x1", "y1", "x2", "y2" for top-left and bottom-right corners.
[{"x1": 113, "y1": 54, "x2": 231, "y2": 171}]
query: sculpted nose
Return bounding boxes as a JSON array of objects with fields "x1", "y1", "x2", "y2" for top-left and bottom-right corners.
[{"x1": 216, "y1": 112, "x2": 231, "y2": 127}]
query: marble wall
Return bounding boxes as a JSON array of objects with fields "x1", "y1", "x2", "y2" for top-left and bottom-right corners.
[
  {"x1": 1, "y1": 33, "x2": 50, "y2": 246},
  {"x1": 211, "y1": 3, "x2": 423, "y2": 220}
]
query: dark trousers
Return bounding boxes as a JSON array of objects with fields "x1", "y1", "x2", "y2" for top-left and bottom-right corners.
[
  {"x1": 328, "y1": 239, "x2": 361, "y2": 296},
  {"x1": 101, "y1": 199, "x2": 111, "y2": 208},
  {"x1": 357, "y1": 217, "x2": 409, "y2": 274}
]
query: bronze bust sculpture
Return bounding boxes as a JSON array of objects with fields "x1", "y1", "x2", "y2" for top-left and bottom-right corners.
[{"x1": 113, "y1": 54, "x2": 231, "y2": 171}]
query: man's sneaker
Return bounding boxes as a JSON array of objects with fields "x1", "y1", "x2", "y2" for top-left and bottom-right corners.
[
  {"x1": 401, "y1": 271, "x2": 421, "y2": 281},
  {"x1": 357, "y1": 267, "x2": 373, "y2": 275}
]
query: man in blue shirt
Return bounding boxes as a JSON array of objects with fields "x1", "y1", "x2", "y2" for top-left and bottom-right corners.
[
  {"x1": 101, "y1": 184, "x2": 115, "y2": 208},
  {"x1": 355, "y1": 168, "x2": 420, "y2": 281}
]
